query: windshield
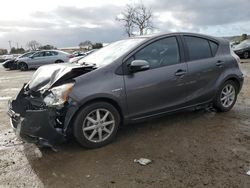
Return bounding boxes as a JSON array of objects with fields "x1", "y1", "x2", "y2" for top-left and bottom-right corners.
[
  {"x1": 235, "y1": 40, "x2": 250, "y2": 49},
  {"x1": 20, "y1": 52, "x2": 35, "y2": 58},
  {"x1": 78, "y1": 38, "x2": 146, "y2": 67}
]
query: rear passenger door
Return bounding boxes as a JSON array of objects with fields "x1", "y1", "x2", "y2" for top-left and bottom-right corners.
[{"x1": 182, "y1": 35, "x2": 222, "y2": 105}]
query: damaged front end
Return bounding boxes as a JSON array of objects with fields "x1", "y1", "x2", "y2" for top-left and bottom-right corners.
[
  {"x1": 8, "y1": 85, "x2": 67, "y2": 146},
  {"x1": 7, "y1": 63, "x2": 95, "y2": 147}
]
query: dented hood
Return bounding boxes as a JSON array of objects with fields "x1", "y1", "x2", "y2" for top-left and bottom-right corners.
[{"x1": 28, "y1": 63, "x2": 94, "y2": 92}]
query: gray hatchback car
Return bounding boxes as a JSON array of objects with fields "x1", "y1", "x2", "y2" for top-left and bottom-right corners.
[{"x1": 8, "y1": 32, "x2": 244, "y2": 148}]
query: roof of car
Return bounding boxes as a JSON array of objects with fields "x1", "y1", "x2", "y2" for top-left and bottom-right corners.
[{"x1": 131, "y1": 32, "x2": 226, "y2": 43}]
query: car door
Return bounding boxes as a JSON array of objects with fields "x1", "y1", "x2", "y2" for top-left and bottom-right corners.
[
  {"x1": 42, "y1": 51, "x2": 55, "y2": 65},
  {"x1": 182, "y1": 35, "x2": 223, "y2": 105},
  {"x1": 29, "y1": 52, "x2": 46, "y2": 68},
  {"x1": 123, "y1": 36, "x2": 188, "y2": 119}
]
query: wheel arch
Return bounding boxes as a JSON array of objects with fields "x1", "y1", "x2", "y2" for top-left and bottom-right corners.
[
  {"x1": 55, "y1": 59, "x2": 64, "y2": 63},
  {"x1": 65, "y1": 97, "x2": 124, "y2": 135},
  {"x1": 225, "y1": 77, "x2": 241, "y2": 93},
  {"x1": 18, "y1": 61, "x2": 28, "y2": 69}
]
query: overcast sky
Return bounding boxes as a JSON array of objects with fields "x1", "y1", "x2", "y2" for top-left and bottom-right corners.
[{"x1": 0, "y1": 0, "x2": 249, "y2": 49}]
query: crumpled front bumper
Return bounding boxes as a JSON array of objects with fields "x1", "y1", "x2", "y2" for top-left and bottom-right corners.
[{"x1": 7, "y1": 86, "x2": 66, "y2": 146}]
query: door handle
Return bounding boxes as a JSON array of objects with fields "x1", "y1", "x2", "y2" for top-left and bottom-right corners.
[
  {"x1": 175, "y1": 70, "x2": 186, "y2": 76},
  {"x1": 216, "y1": 60, "x2": 224, "y2": 66}
]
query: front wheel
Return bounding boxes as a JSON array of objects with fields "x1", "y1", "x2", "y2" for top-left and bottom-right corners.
[
  {"x1": 213, "y1": 81, "x2": 238, "y2": 112},
  {"x1": 243, "y1": 51, "x2": 249, "y2": 59},
  {"x1": 19, "y1": 62, "x2": 28, "y2": 71},
  {"x1": 73, "y1": 102, "x2": 120, "y2": 148}
]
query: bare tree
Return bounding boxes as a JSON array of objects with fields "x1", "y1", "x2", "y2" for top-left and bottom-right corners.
[
  {"x1": 116, "y1": 5, "x2": 135, "y2": 37},
  {"x1": 116, "y1": 4, "x2": 153, "y2": 37},
  {"x1": 26, "y1": 40, "x2": 41, "y2": 50},
  {"x1": 133, "y1": 4, "x2": 153, "y2": 35}
]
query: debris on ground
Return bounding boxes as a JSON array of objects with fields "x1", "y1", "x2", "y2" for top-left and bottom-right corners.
[
  {"x1": 134, "y1": 158, "x2": 152, "y2": 166},
  {"x1": 34, "y1": 148, "x2": 43, "y2": 158}
]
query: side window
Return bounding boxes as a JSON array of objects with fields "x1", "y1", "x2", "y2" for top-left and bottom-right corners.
[
  {"x1": 32, "y1": 52, "x2": 43, "y2": 58},
  {"x1": 52, "y1": 51, "x2": 58, "y2": 56},
  {"x1": 209, "y1": 41, "x2": 218, "y2": 56},
  {"x1": 133, "y1": 37, "x2": 180, "y2": 69},
  {"x1": 44, "y1": 51, "x2": 53, "y2": 56},
  {"x1": 184, "y1": 36, "x2": 212, "y2": 61}
]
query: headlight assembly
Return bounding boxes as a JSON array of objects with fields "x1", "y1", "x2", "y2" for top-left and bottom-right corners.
[{"x1": 44, "y1": 83, "x2": 74, "y2": 107}]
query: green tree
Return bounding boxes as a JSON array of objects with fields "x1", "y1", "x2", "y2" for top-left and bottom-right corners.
[
  {"x1": 10, "y1": 47, "x2": 25, "y2": 54},
  {"x1": 0, "y1": 48, "x2": 8, "y2": 55},
  {"x1": 39, "y1": 45, "x2": 56, "y2": 50},
  {"x1": 92, "y1": 43, "x2": 103, "y2": 49},
  {"x1": 240, "y1": 34, "x2": 248, "y2": 42}
]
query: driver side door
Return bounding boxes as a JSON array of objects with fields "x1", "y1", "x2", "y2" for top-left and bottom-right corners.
[
  {"x1": 30, "y1": 52, "x2": 46, "y2": 68},
  {"x1": 124, "y1": 36, "x2": 188, "y2": 119}
]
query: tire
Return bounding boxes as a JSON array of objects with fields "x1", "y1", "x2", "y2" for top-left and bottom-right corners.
[
  {"x1": 73, "y1": 102, "x2": 120, "y2": 148},
  {"x1": 243, "y1": 51, "x2": 249, "y2": 59},
  {"x1": 213, "y1": 80, "x2": 238, "y2": 112},
  {"x1": 55, "y1": 60, "x2": 64, "y2": 63},
  {"x1": 19, "y1": 62, "x2": 28, "y2": 71}
]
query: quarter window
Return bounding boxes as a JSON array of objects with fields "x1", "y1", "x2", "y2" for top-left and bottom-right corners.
[
  {"x1": 133, "y1": 37, "x2": 180, "y2": 69},
  {"x1": 209, "y1": 41, "x2": 218, "y2": 56},
  {"x1": 184, "y1": 36, "x2": 212, "y2": 61}
]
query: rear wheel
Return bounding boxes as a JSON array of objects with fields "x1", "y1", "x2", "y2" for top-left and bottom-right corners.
[
  {"x1": 213, "y1": 80, "x2": 238, "y2": 112},
  {"x1": 55, "y1": 60, "x2": 64, "y2": 63},
  {"x1": 73, "y1": 102, "x2": 120, "y2": 148},
  {"x1": 19, "y1": 62, "x2": 28, "y2": 71},
  {"x1": 243, "y1": 51, "x2": 249, "y2": 59}
]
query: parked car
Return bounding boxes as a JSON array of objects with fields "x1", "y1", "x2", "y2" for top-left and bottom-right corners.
[
  {"x1": 69, "y1": 55, "x2": 86, "y2": 63},
  {"x1": 2, "y1": 51, "x2": 36, "y2": 69},
  {"x1": 233, "y1": 39, "x2": 250, "y2": 59},
  {"x1": 8, "y1": 32, "x2": 244, "y2": 148},
  {"x1": 72, "y1": 51, "x2": 85, "y2": 57},
  {"x1": 69, "y1": 50, "x2": 97, "y2": 63},
  {"x1": 17, "y1": 50, "x2": 71, "y2": 71},
  {"x1": 0, "y1": 55, "x2": 5, "y2": 63},
  {"x1": 0, "y1": 55, "x2": 13, "y2": 62}
]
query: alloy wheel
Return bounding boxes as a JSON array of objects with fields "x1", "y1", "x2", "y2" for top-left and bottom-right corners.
[
  {"x1": 220, "y1": 84, "x2": 236, "y2": 108},
  {"x1": 244, "y1": 52, "x2": 249, "y2": 59},
  {"x1": 82, "y1": 108, "x2": 115, "y2": 143}
]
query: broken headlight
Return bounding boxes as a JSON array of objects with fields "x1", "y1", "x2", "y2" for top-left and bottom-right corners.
[{"x1": 44, "y1": 83, "x2": 74, "y2": 107}]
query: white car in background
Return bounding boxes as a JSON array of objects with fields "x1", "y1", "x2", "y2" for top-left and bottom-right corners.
[
  {"x1": 17, "y1": 50, "x2": 71, "y2": 71},
  {"x1": 69, "y1": 49, "x2": 98, "y2": 63}
]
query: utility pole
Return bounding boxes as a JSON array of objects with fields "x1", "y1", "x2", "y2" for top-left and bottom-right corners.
[
  {"x1": 8, "y1": 40, "x2": 12, "y2": 52},
  {"x1": 16, "y1": 42, "x2": 19, "y2": 49}
]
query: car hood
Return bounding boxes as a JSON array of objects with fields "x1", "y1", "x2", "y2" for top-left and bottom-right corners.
[
  {"x1": 28, "y1": 63, "x2": 95, "y2": 92},
  {"x1": 234, "y1": 47, "x2": 245, "y2": 51},
  {"x1": 17, "y1": 57, "x2": 30, "y2": 61}
]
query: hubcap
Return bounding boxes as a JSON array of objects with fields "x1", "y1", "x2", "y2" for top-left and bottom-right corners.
[
  {"x1": 220, "y1": 84, "x2": 236, "y2": 108},
  {"x1": 82, "y1": 109, "x2": 115, "y2": 143},
  {"x1": 244, "y1": 52, "x2": 249, "y2": 59},
  {"x1": 20, "y1": 64, "x2": 26, "y2": 70}
]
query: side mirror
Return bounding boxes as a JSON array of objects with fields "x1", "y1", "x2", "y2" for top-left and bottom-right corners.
[{"x1": 128, "y1": 60, "x2": 150, "y2": 73}]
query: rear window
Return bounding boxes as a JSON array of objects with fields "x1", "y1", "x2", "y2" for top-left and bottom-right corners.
[
  {"x1": 52, "y1": 51, "x2": 59, "y2": 55},
  {"x1": 184, "y1": 36, "x2": 212, "y2": 61}
]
